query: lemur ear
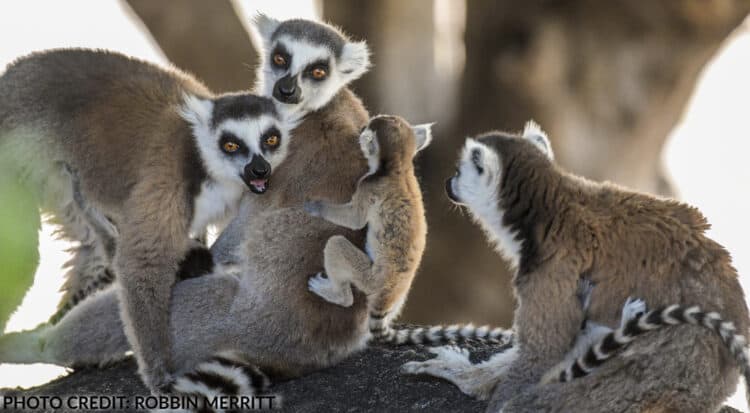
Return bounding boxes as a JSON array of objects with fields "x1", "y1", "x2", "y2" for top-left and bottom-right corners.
[
  {"x1": 412, "y1": 123, "x2": 434, "y2": 153},
  {"x1": 252, "y1": 13, "x2": 281, "y2": 47},
  {"x1": 522, "y1": 119, "x2": 554, "y2": 160},
  {"x1": 180, "y1": 94, "x2": 214, "y2": 129},
  {"x1": 339, "y1": 41, "x2": 371, "y2": 82}
]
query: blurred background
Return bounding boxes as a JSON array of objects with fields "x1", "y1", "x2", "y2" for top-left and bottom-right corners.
[{"x1": 0, "y1": 0, "x2": 749, "y2": 409}]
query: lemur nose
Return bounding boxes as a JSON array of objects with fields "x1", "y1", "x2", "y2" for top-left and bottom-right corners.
[
  {"x1": 277, "y1": 76, "x2": 296, "y2": 96},
  {"x1": 279, "y1": 82, "x2": 295, "y2": 96},
  {"x1": 252, "y1": 164, "x2": 269, "y2": 177},
  {"x1": 245, "y1": 155, "x2": 271, "y2": 179}
]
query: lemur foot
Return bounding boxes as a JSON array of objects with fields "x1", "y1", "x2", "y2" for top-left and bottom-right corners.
[
  {"x1": 401, "y1": 345, "x2": 498, "y2": 400},
  {"x1": 308, "y1": 272, "x2": 354, "y2": 307},
  {"x1": 621, "y1": 297, "x2": 648, "y2": 325}
]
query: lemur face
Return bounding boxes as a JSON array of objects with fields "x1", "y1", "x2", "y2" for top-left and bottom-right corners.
[
  {"x1": 358, "y1": 115, "x2": 433, "y2": 177},
  {"x1": 446, "y1": 121, "x2": 553, "y2": 268},
  {"x1": 253, "y1": 15, "x2": 371, "y2": 119},
  {"x1": 181, "y1": 93, "x2": 290, "y2": 194},
  {"x1": 446, "y1": 120, "x2": 553, "y2": 209}
]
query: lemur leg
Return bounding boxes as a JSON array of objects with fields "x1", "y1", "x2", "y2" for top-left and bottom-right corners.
[
  {"x1": 115, "y1": 186, "x2": 189, "y2": 392},
  {"x1": 539, "y1": 297, "x2": 647, "y2": 385},
  {"x1": 309, "y1": 235, "x2": 372, "y2": 307},
  {"x1": 303, "y1": 200, "x2": 367, "y2": 230},
  {"x1": 499, "y1": 326, "x2": 735, "y2": 413},
  {"x1": 50, "y1": 164, "x2": 118, "y2": 323},
  {"x1": 368, "y1": 270, "x2": 411, "y2": 334},
  {"x1": 402, "y1": 346, "x2": 520, "y2": 400},
  {"x1": 0, "y1": 286, "x2": 129, "y2": 367}
]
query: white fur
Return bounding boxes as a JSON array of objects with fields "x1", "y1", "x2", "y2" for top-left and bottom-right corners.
[
  {"x1": 252, "y1": 13, "x2": 281, "y2": 43},
  {"x1": 402, "y1": 345, "x2": 520, "y2": 400},
  {"x1": 180, "y1": 95, "x2": 291, "y2": 237},
  {"x1": 252, "y1": 20, "x2": 371, "y2": 120},
  {"x1": 451, "y1": 139, "x2": 522, "y2": 270},
  {"x1": 189, "y1": 181, "x2": 244, "y2": 237},
  {"x1": 412, "y1": 123, "x2": 434, "y2": 153},
  {"x1": 359, "y1": 127, "x2": 380, "y2": 178},
  {"x1": 522, "y1": 119, "x2": 554, "y2": 160}
]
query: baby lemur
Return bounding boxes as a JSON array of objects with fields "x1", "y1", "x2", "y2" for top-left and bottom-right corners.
[
  {"x1": 0, "y1": 49, "x2": 290, "y2": 392},
  {"x1": 304, "y1": 115, "x2": 431, "y2": 341},
  {"x1": 403, "y1": 121, "x2": 750, "y2": 413}
]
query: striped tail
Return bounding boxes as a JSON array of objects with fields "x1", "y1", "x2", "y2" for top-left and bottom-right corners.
[
  {"x1": 557, "y1": 305, "x2": 750, "y2": 406},
  {"x1": 165, "y1": 351, "x2": 277, "y2": 412},
  {"x1": 371, "y1": 316, "x2": 513, "y2": 346}
]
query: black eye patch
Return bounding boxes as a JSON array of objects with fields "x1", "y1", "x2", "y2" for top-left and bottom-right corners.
[
  {"x1": 219, "y1": 131, "x2": 249, "y2": 157},
  {"x1": 260, "y1": 127, "x2": 282, "y2": 153},
  {"x1": 271, "y1": 44, "x2": 291, "y2": 70},
  {"x1": 471, "y1": 148, "x2": 484, "y2": 174},
  {"x1": 304, "y1": 60, "x2": 330, "y2": 81}
]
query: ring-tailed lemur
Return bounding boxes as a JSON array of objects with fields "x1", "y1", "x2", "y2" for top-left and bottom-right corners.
[
  {"x1": 402, "y1": 121, "x2": 750, "y2": 412},
  {"x1": 304, "y1": 115, "x2": 433, "y2": 342},
  {"x1": 0, "y1": 48, "x2": 291, "y2": 392}
]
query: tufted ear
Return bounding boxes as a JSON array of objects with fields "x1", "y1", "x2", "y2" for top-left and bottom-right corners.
[
  {"x1": 339, "y1": 40, "x2": 371, "y2": 83},
  {"x1": 252, "y1": 13, "x2": 281, "y2": 48},
  {"x1": 522, "y1": 119, "x2": 554, "y2": 159},
  {"x1": 412, "y1": 123, "x2": 434, "y2": 153},
  {"x1": 180, "y1": 94, "x2": 214, "y2": 129}
]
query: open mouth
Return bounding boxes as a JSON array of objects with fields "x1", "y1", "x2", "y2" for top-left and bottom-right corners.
[{"x1": 248, "y1": 179, "x2": 269, "y2": 194}]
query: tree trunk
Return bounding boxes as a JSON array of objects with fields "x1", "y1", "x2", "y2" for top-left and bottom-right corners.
[
  {"x1": 395, "y1": 0, "x2": 750, "y2": 326},
  {"x1": 123, "y1": 0, "x2": 258, "y2": 93}
]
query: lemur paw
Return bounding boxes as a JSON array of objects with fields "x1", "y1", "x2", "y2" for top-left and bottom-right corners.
[
  {"x1": 308, "y1": 273, "x2": 353, "y2": 307},
  {"x1": 401, "y1": 345, "x2": 472, "y2": 376},
  {"x1": 622, "y1": 297, "x2": 648, "y2": 321},
  {"x1": 303, "y1": 200, "x2": 323, "y2": 217}
]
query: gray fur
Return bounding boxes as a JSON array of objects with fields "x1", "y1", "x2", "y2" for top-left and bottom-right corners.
[{"x1": 0, "y1": 49, "x2": 289, "y2": 392}]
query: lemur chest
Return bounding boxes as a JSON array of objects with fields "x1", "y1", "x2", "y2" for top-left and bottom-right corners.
[{"x1": 189, "y1": 181, "x2": 244, "y2": 237}]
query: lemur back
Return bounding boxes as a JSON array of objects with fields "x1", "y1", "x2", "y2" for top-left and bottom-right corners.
[
  {"x1": 303, "y1": 115, "x2": 431, "y2": 340},
  {"x1": 403, "y1": 121, "x2": 750, "y2": 412}
]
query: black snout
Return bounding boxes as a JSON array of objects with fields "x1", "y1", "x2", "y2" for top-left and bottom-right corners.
[
  {"x1": 273, "y1": 75, "x2": 301, "y2": 104},
  {"x1": 243, "y1": 155, "x2": 272, "y2": 194},
  {"x1": 445, "y1": 176, "x2": 461, "y2": 203},
  {"x1": 246, "y1": 155, "x2": 270, "y2": 179}
]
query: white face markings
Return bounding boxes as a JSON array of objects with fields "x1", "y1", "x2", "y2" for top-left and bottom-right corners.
[
  {"x1": 450, "y1": 138, "x2": 522, "y2": 270},
  {"x1": 252, "y1": 16, "x2": 371, "y2": 120},
  {"x1": 358, "y1": 127, "x2": 380, "y2": 178},
  {"x1": 180, "y1": 94, "x2": 292, "y2": 235}
]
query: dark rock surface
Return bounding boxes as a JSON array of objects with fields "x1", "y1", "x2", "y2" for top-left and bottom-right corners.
[{"x1": 1, "y1": 341, "x2": 743, "y2": 412}]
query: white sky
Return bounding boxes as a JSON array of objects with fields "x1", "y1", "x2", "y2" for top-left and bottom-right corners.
[{"x1": 0, "y1": 1, "x2": 748, "y2": 410}]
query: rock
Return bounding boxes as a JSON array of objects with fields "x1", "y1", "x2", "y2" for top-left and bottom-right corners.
[{"x1": 1, "y1": 340, "x2": 743, "y2": 412}]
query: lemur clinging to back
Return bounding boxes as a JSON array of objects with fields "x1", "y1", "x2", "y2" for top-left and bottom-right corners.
[
  {"x1": 0, "y1": 49, "x2": 291, "y2": 392},
  {"x1": 304, "y1": 115, "x2": 438, "y2": 342},
  {"x1": 402, "y1": 121, "x2": 750, "y2": 412}
]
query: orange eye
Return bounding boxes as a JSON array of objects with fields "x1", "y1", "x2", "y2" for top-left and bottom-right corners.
[
  {"x1": 264, "y1": 135, "x2": 279, "y2": 147},
  {"x1": 273, "y1": 54, "x2": 286, "y2": 67},
  {"x1": 311, "y1": 67, "x2": 327, "y2": 80},
  {"x1": 223, "y1": 141, "x2": 240, "y2": 153}
]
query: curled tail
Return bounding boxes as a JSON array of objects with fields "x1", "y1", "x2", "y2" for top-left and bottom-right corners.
[
  {"x1": 166, "y1": 351, "x2": 278, "y2": 412},
  {"x1": 372, "y1": 316, "x2": 513, "y2": 346},
  {"x1": 557, "y1": 304, "x2": 750, "y2": 405}
]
